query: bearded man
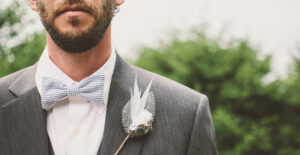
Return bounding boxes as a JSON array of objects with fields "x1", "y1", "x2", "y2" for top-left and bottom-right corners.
[{"x1": 0, "y1": 0, "x2": 217, "y2": 154}]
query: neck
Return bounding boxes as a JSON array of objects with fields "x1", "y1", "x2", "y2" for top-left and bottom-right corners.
[{"x1": 46, "y1": 26, "x2": 112, "y2": 82}]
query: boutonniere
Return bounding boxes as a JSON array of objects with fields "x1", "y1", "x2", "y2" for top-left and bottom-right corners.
[{"x1": 114, "y1": 76, "x2": 155, "y2": 155}]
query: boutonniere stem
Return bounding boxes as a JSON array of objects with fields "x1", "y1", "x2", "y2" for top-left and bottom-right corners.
[{"x1": 114, "y1": 134, "x2": 130, "y2": 155}]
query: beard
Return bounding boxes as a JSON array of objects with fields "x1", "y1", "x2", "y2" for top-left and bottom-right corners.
[{"x1": 37, "y1": 0, "x2": 115, "y2": 53}]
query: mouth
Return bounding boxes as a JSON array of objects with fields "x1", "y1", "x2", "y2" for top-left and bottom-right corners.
[{"x1": 58, "y1": 5, "x2": 91, "y2": 16}]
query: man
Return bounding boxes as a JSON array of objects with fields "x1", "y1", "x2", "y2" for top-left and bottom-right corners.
[{"x1": 0, "y1": 0, "x2": 217, "y2": 154}]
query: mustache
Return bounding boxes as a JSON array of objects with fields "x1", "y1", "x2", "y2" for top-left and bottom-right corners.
[
  {"x1": 68, "y1": 0, "x2": 85, "y2": 5},
  {"x1": 53, "y1": 1, "x2": 95, "y2": 17}
]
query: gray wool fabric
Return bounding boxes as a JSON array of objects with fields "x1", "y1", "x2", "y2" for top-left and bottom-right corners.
[{"x1": 0, "y1": 53, "x2": 217, "y2": 155}]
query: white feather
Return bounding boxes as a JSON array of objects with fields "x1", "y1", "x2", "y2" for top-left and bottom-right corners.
[
  {"x1": 140, "y1": 79, "x2": 153, "y2": 112},
  {"x1": 130, "y1": 76, "x2": 153, "y2": 124},
  {"x1": 130, "y1": 75, "x2": 140, "y2": 119},
  {"x1": 132, "y1": 110, "x2": 153, "y2": 125}
]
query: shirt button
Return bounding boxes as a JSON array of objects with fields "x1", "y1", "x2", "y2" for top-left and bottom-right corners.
[
  {"x1": 72, "y1": 82, "x2": 76, "y2": 86},
  {"x1": 73, "y1": 128, "x2": 80, "y2": 135}
]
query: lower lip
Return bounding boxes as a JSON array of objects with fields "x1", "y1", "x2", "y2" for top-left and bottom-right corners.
[{"x1": 62, "y1": 11, "x2": 88, "y2": 17}]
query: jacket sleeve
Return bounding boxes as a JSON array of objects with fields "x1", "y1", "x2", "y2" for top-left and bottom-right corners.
[{"x1": 187, "y1": 95, "x2": 218, "y2": 155}]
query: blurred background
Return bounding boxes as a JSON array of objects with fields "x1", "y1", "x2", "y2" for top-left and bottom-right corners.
[{"x1": 1, "y1": 0, "x2": 299, "y2": 154}]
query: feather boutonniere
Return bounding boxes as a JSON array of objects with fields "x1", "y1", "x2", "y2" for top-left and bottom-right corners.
[{"x1": 114, "y1": 76, "x2": 155, "y2": 155}]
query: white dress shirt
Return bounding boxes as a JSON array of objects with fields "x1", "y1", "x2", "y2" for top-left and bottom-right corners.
[{"x1": 35, "y1": 47, "x2": 116, "y2": 155}]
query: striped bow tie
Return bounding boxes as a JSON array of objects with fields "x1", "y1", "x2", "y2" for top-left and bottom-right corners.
[{"x1": 41, "y1": 74, "x2": 105, "y2": 110}]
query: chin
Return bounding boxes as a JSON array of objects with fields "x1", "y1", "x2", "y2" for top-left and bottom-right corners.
[
  {"x1": 61, "y1": 28, "x2": 85, "y2": 35},
  {"x1": 55, "y1": 24, "x2": 91, "y2": 35}
]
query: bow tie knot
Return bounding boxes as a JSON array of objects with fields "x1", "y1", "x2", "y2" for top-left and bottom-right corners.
[
  {"x1": 41, "y1": 74, "x2": 105, "y2": 110},
  {"x1": 68, "y1": 85, "x2": 80, "y2": 96}
]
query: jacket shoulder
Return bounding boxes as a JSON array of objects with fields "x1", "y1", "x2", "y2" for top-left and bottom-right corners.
[
  {"x1": 132, "y1": 65, "x2": 206, "y2": 105},
  {"x1": 0, "y1": 68, "x2": 27, "y2": 87},
  {"x1": 131, "y1": 64, "x2": 209, "y2": 123},
  {"x1": 0, "y1": 67, "x2": 29, "y2": 105}
]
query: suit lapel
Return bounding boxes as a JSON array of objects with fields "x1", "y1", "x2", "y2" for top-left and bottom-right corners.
[
  {"x1": 99, "y1": 54, "x2": 146, "y2": 155},
  {"x1": 1, "y1": 65, "x2": 50, "y2": 155}
]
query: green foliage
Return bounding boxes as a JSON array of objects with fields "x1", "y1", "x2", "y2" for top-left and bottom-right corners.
[
  {"x1": 0, "y1": 1, "x2": 45, "y2": 77},
  {"x1": 0, "y1": 2, "x2": 24, "y2": 52},
  {"x1": 285, "y1": 59, "x2": 300, "y2": 105},
  {"x1": 134, "y1": 32, "x2": 300, "y2": 154},
  {"x1": 0, "y1": 33, "x2": 46, "y2": 77}
]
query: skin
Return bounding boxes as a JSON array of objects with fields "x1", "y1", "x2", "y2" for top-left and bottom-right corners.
[{"x1": 28, "y1": 0, "x2": 125, "y2": 82}]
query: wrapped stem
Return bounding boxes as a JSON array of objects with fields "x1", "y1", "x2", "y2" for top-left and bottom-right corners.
[{"x1": 114, "y1": 134, "x2": 130, "y2": 155}]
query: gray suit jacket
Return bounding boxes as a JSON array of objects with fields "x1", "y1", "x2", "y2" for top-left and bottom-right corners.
[{"x1": 0, "y1": 54, "x2": 217, "y2": 155}]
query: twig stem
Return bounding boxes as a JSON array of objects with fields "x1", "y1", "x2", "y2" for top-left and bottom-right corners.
[{"x1": 114, "y1": 134, "x2": 130, "y2": 155}]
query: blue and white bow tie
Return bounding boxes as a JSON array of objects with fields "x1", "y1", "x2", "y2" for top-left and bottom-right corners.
[{"x1": 41, "y1": 74, "x2": 105, "y2": 110}]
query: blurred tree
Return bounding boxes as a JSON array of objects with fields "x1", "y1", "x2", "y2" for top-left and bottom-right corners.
[
  {"x1": 0, "y1": 1, "x2": 45, "y2": 77},
  {"x1": 134, "y1": 31, "x2": 299, "y2": 154},
  {"x1": 278, "y1": 58, "x2": 300, "y2": 155}
]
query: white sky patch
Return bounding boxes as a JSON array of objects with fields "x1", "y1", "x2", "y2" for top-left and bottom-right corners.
[{"x1": 112, "y1": 0, "x2": 300, "y2": 77}]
